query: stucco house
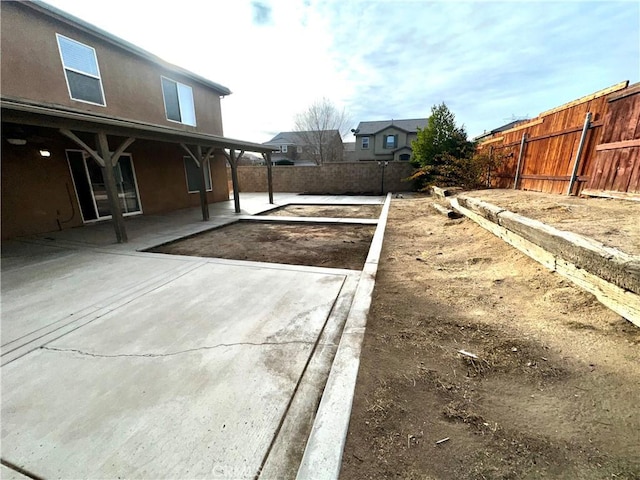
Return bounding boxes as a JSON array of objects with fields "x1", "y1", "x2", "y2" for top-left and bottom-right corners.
[
  {"x1": 264, "y1": 130, "x2": 343, "y2": 165},
  {"x1": 352, "y1": 118, "x2": 429, "y2": 162},
  {"x1": 1, "y1": 1, "x2": 274, "y2": 243}
]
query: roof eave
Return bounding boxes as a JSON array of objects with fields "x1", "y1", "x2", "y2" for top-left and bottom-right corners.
[{"x1": 1, "y1": 96, "x2": 276, "y2": 153}]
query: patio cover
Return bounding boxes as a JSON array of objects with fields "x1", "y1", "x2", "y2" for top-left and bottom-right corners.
[{"x1": 1, "y1": 96, "x2": 277, "y2": 242}]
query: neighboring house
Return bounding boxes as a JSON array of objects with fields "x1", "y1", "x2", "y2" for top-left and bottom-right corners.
[
  {"x1": 264, "y1": 130, "x2": 343, "y2": 165},
  {"x1": 352, "y1": 118, "x2": 429, "y2": 162},
  {"x1": 1, "y1": 1, "x2": 273, "y2": 242}
]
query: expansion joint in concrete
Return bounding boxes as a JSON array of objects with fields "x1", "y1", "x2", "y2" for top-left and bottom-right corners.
[{"x1": 41, "y1": 341, "x2": 315, "y2": 359}]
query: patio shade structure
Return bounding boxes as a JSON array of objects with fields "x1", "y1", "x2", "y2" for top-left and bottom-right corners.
[{"x1": 2, "y1": 96, "x2": 277, "y2": 243}]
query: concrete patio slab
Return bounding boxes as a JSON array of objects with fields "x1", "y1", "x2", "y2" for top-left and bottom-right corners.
[
  {"x1": 2, "y1": 261, "x2": 350, "y2": 479},
  {"x1": 1, "y1": 193, "x2": 386, "y2": 479}
]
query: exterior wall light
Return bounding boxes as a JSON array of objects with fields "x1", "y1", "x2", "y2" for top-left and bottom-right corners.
[{"x1": 39, "y1": 149, "x2": 51, "y2": 157}]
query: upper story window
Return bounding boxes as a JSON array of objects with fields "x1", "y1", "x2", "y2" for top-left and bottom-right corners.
[
  {"x1": 281, "y1": 145, "x2": 288, "y2": 153},
  {"x1": 384, "y1": 134, "x2": 397, "y2": 149},
  {"x1": 56, "y1": 34, "x2": 105, "y2": 106},
  {"x1": 362, "y1": 137, "x2": 369, "y2": 149},
  {"x1": 161, "y1": 77, "x2": 196, "y2": 126}
]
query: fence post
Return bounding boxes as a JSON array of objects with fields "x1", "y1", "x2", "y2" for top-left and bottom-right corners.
[
  {"x1": 567, "y1": 112, "x2": 592, "y2": 196},
  {"x1": 513, "y1": 133, "x2": 527, "y2": 190}
]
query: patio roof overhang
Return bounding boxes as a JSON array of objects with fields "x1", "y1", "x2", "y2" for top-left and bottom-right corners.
[
  {"x1": 1, "y1": 97, "x2": 275, "y2": 153},
  {"x1": 1, "y1": 96, "x2": 277, "y2": 243}
]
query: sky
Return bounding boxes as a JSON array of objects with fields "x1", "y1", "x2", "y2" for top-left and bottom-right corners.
[{"x1": 45, "y1": 0, "x2": 639, "y2": 143}]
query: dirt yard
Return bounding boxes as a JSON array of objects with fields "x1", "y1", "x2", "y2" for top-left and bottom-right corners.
[
  {"x1": 148, "y1": 221, "x2": 375, "y2": 270},
  {"x1": 263, "y1": 204, "x2": 382, "y2": 219},
  {"x1": 341, "y1": 195, "x2": 640, "y2": 479},
  {"x1": 464, "y1": 189, "x2": 640, "y2": 256}
]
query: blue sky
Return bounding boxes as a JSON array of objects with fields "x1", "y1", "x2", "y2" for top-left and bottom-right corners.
[{"x1": 45, "y1": 0, "x2": 639, "y2": 142}]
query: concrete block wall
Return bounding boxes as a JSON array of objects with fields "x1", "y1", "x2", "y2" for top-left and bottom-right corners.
[{"x1": 231, "y1": 162, "x2": 415, "y2": 194}]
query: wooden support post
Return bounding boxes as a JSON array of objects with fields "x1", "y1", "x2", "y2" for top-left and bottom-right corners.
[
  {"x1": 567, "y1": 112, "x2": 592, "y2": 196},
  {"x1": 266, "y1": 152, "x2": 274, "y2": 204},
  {"x1": 229, "y1": 149, "x2": 241, "y2": 213},
  {"x1": 196, "y1": 145, "x2": 209, "y2": 221},
  {"x1": 513, "y1": 133, "x2": 527, "y2": 190},
  {"x1": 97, "y1": 132, "x2": 128, "y2": 243},
  {"x1": 60, "y1": 129, "x2": 104, "y2": 166}
]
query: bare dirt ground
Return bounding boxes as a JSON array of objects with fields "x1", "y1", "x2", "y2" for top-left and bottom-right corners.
[
  {"x1": 465, "y1": 189, "x2": 640, "y2": 256},
  {"x1": 148, "y1": 221, "x2": 375, "y2": 270},
  {"x1": 341, "y1": 195, "x2": 640, "y2": 479},
  {"x1": 262, "y1": 204, "x2": 382, "y2": 219}
]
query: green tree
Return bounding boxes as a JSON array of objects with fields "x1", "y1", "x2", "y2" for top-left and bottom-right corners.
[{"x1": 409, "y1": 103, "x2": 477, "y2": 189}]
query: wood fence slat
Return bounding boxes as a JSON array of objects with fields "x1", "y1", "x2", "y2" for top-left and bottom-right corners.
[
  {"x1": 627, "y1": 149, "x2": 640, "y2": 193},
  {"x1": 596, "y1": 139, "x2": 640, "y2": 151}
]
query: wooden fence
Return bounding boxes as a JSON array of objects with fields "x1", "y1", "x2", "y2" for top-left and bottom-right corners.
[{"x1": 477, "y1": 81, "x2": 640, "y2": 198}]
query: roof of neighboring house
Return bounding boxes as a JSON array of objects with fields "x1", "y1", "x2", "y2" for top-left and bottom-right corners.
[
  {"x1": 354, "y1": 118, "x2": 429, "y2": 135},
  {"x1": 264, "y1": 130, "x2": 340, "y2": 145},
  {"x1": 25, "y1": 1, "x2": 232, "y2": 96},
  {"x1": 473, "y1": 119, "x2": 529, "y2": 141}
]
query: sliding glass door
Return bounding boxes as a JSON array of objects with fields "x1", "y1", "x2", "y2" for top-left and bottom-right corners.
[{"x1": 67, "y1": 150, "x2": 142, "y2": 222}]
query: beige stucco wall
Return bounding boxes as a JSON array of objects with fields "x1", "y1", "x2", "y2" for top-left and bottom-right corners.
[
  {"x1": 232, "y1": 162, "x2": 415, "y2": 194},
  {"x1": 1, "y1": 2, "x2": 224, "y2": 135}
]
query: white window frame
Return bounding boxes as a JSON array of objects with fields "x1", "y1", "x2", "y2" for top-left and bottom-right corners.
[
  {"x1": 161, "y1": 76, "x2": 197, "y2": 126},
  {"x1": 183, "y1": 156, "x2": 212, "y2": 193},
  {"x1": 281, "y1": 145, "x2": 288, "y2": 153},
  {"x1": 65, "y1": 150, "x2": 142, "y2": 223},
  {"x1": 56, "y1": 34, "x2": 106, "y2": 106},
  {"x1": 361, "y1": 137, "x2": 369, "y2": 149}
]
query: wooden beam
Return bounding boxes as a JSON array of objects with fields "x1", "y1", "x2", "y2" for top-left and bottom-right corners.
[
  {"x1": 431, "y1": 202, "x2": 462, "y2": 219},
  {"x1": 265, "y1": 152, "x2": 273, "y2": 204},
  {"x1": 180, "y1": 143, "x2": 200, "y2": 168},
  {"x1": 540, "y1": 81, "x2": 629, "y2": 117},
  {"x1": 580, "y1": 189, "x2": 640, "y2": 202},
  {"x1": 490, "y1": 120, "x2": 604, "y2": 148},
  {"x1": 112, "y1": 137, "x2": 136, "y2": 163},
  {"x1": 229, "y1": 149, "x2": 241, "y2": 213},
  {"x1": 97, "y1": 132, "x2": 127, "y2": 243},
  {"x1": 196, "y1": 145, "x2": 209, "y2": 221},
  {"x1": 513, "y1": 133, "x2": 527, "y2": 189},
  {"x1": 567, "y1": 112, "x2": 592, "y2": 195},
  {"x1": 595, "y1": 139, "x2": 640, "y2": 151},
  {"x1": 202, "y1": 146, "x2": 216, "y2": 163},
  {"x1": 519, "y1": 174, "x2": 589, "y2": 181},
  {"x1": 222, "y1": 149, "x2": 232, "y2": 165},
  {"x1": 59, "y1": 128, "x2": 104, "y2": 167}
]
